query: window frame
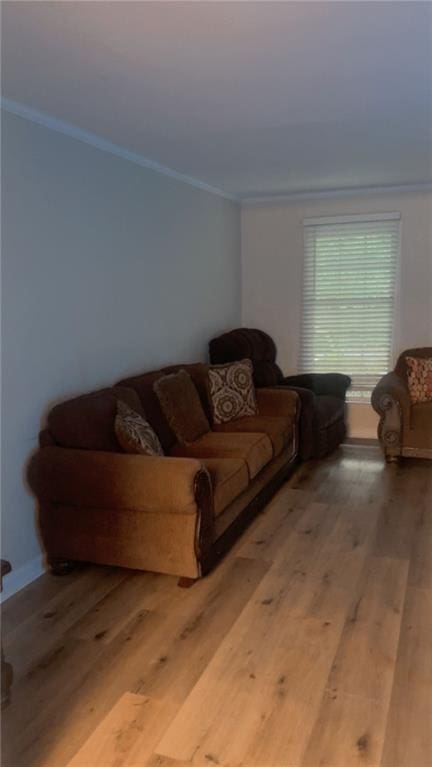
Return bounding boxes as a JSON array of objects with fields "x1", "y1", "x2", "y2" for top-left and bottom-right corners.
[{"x1": 299, "y1": 212, "x2": 401, "y2": 403}]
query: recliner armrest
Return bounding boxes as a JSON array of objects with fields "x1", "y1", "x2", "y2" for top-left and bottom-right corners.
[
  {"x1": 28, "y1": 447, "x2": 211, "y2": 515},
  {"x1": 270, "y1": 385, "x2": 316, "y2": 460},
  {"x1": 282, "y1": 373, "x2": 351, "y2": 400}
]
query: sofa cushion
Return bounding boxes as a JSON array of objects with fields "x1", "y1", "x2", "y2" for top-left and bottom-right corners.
[
  {"x1": 170, "y1": 431, "x2": 272, "y2": 479},
  {"x1": 153, "y1": 369, "x2": 210, "y2": 444},
  {"x1": 407, "y1": 403, "x2": 432, "y2": 448},
  {"x1": 214, "y1": 415, "x2": 293, "y2": 458},
  {"x1": 314, "y1": 395, "x2": 345, "y2": 429},
  {"x1": 47, "y1": 387, "x2": 145, "y2": 451},
  {"x1": 200, "y1": 458, "x2": 249, "y2": 516}
]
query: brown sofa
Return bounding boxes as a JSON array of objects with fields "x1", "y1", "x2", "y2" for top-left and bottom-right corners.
[
  {"x1": 371, "y1": 347, "x2": 432, "y2": 461},
  {"x1": 209, "y1": 328, "x2": 351, "y2": 460},
  {"x1": 28, "y1": 363, "x2": 299, "y2": 582}
]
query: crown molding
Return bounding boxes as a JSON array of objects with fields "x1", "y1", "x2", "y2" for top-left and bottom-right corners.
[
  {"x1": 241, "y1": 182, "x2": 432, "y2": 207},
  {"x1": 1, "y1": 98, "x2": 240, "y2": 203},
  {"x1": 3, "y1": 99, "x2": 430, "y2": 207}
]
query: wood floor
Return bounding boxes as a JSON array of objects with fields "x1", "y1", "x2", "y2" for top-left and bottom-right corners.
[{"x1": 2, "y1": 446, "x2": 432, "y2": 767}]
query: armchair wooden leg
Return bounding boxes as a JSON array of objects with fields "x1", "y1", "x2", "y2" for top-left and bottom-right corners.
[{"x1": 385, "y1": 454, "x2": 399, "y2": 464}]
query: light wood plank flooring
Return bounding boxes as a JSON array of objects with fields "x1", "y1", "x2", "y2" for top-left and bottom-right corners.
[{"x1": 2, "y1": 446, "x2": 431, "y2": 767}]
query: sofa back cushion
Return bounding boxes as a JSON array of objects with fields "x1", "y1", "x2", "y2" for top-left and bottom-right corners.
[
  {"x1": 47, "y1": 386, "x2": 144, "y2": 451},
  {"x1": 118, "y1": 362, "x2": 210, "y2": 452}
]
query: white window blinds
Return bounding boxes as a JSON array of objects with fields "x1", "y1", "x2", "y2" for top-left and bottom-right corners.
[{"x1": 300, "y1": 213, "x2": 400, "y2": 402}]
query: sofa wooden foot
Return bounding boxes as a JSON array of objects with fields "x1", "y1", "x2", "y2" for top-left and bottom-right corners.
[
  {"x1": 177, "y1": 577, "x2": 197, "y2": 588},
  {"x1": 49, "y1": 559, "x2": 77, "y2": 576}
]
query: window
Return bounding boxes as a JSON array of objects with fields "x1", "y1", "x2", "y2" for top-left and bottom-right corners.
[{"x1": 299, "y1": 213, "x2": 400, "y2": 402}]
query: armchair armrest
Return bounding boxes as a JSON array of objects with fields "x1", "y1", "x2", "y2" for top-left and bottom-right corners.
[
  {"x1": 282, "y1": 373, "x2": 351, "y2": 400},
  {"x1": 256, "y1": 388, "x2": 299, "y2": 420},
  {"x1": 371, "y1": 371, "x2": 411, "y2": 418},
  {"x1": 371, "y1": 372, "x2": 411, "y2": 460},
  {"x1": 28, "y1": 447, "x2": 209, "y2": 515}
]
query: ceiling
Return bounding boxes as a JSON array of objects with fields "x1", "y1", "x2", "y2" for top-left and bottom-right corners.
[{"x1": 2, "y1": 1, "x2": 432, "y2": 200}]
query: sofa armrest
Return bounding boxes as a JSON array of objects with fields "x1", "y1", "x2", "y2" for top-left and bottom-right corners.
[
  {"x1": 282, "y1": 373, "x2": 351, "y2": 400},
  {"x1": 28, "y1": 447, "x2": 210, "y2": 515},
  {"x1": 256, "y1": 388, "x2": 299, "y2": 420}
]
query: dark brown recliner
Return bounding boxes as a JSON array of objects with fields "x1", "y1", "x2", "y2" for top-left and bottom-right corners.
[{"x1": 209, "y1": 328, "x2": 351, "y2": 460}]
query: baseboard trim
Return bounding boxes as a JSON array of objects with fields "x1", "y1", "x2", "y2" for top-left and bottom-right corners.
[
  {"x1": 344, "y1": 437, "x2": 380, "y2": 447},
  {"x1": 0, "y1": 555, "x2": 46, "y2": 602}
]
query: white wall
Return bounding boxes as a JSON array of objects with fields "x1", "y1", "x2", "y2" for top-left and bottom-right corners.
[
  {"x1": 242, "y1": 191, "x2": 432, "y2": 438},
  {"x1": 1, "y1": 111, "x2": 241, "y2": 593}
]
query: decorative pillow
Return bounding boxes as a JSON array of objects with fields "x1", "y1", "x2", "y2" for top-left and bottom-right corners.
[
  {"x1": 208, "y1": 359, "x2": 258, "y2": 424},
  {"x1": 153, "y1": 370, "x2": 210, "y2": 445},
  {"x1": 406, "y1": 356, "x2": 432, "y2": 404},
  {"x1": 115, "y1": 400, "x2": 164, "y2": 456}
]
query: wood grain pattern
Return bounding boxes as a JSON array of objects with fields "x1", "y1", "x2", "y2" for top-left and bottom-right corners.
[
  {"x1": 155, "y1": 601, "x2": 342, "y2": 765},
  {"x1": 301, "y1": 689, "x2": 387, "y2": 767},
  {"x1": 326, "y1": 556, "x2": 409, "y2": 702},
  {"x1": 2, "y1": 447, "x2": 430, "y2": 767},
  {"x1": 380, "y1": 586, "x2": 432, "y2": 767},
  {"x1": 66, "y1": 693, "x2": 177, "y2": 767}
]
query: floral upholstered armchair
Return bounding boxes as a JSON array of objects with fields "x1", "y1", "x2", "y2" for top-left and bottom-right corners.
[{"x1": 371, "y1": 347, "x2": 432, "y2": 461}]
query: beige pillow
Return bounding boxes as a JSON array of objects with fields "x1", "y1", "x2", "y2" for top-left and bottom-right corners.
[
  {"x1": 406, "y1": 356, "x2": 432, "y2": 404},
  {"x1": 208, "y1": 359, "x2": 258, "y2": 424},
  {"x1": 115, "y1": 400, "x2": 164, "y2": 456},
  {"x1": 153, "y1": 369, "x2": 210, "y2": 445}
]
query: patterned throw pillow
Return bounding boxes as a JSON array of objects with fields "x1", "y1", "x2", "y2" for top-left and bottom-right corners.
[
  {"x1": 406, "y1": 356, "x2": 432, "y2": 404},
  {"x1": 115, "y1": 400, "x2": 164, "y2": 456},
  {"x1": 208, "y1": 359, "x2": 258, "y2": 424}
]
